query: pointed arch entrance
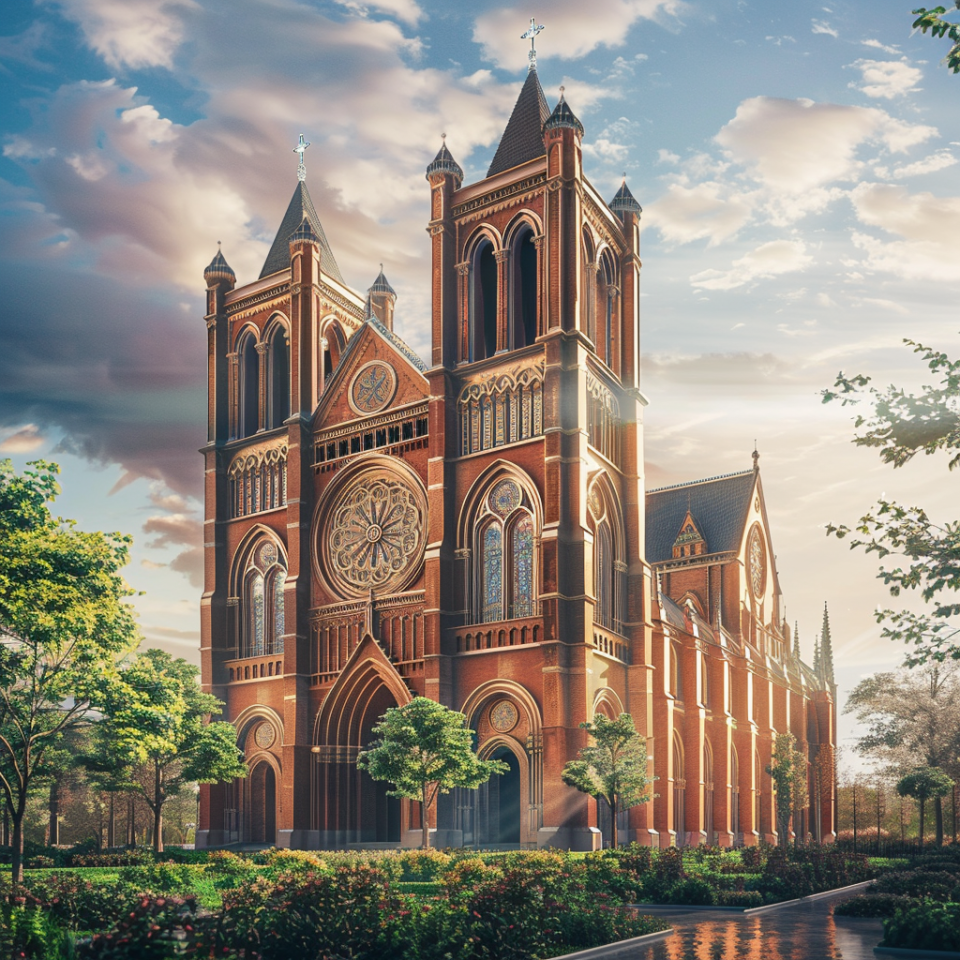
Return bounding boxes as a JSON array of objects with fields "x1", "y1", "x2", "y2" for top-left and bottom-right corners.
[
  {"x1": 312, "y1": 635, "x2": 412, "y2": 847},
  {"x1": 249, "y1": 760, "x2": 277, "y2": 843}
]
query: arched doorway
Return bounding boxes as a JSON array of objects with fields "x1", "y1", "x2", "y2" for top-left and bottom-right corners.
[
  {"x1": 249, "y1": 761, "x2": 277, "y2": 844},
  {"x1": 357, "y1": 683, "x2": 401, "y2": 843},
  {"x1": 479, "y1": 747, "x2": 521, "y2": 845}
]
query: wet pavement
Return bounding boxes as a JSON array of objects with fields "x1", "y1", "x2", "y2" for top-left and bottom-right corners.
[{"x1": 602, "y1": 894, "x2": 937, "y2": 960}]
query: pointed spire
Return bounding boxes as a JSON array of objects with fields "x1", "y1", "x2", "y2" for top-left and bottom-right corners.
[
  {"x1": 367, "y1": 264, "x2": 397, "y2": 330},
  {"x1": 260, "y1": 180, "x2": 343, "y2": 282},
  {"x1": 813, "y1": 631, "x2": 821, "y2": 676},
  {"x1": 752, "y1": 442, "x2": 760, "y2": 473},
  {"x1": 369, "y1": 264, "x2": 396, "y2": 297},
  {"x1": 544, "y1": 86, "x2": 584, "y2": 137},
  {"x1": 487, "y1": 67, "x2": 550, "y2": 178},
  {"x1": 204, "y1": 243, "x2": 235, "y2": 284},
  {"x1": 609, "y1": 176, "x2": 642, "y2": 218},
  {"x1": 820, "y1": 602, "x2": 836, "y2": 686},
  {"x1": 793, "y1": 621, "x2": 801, "y2": 661},
  {"x1": 426, "y1": 135, "x2": 464, "y2": 184}
]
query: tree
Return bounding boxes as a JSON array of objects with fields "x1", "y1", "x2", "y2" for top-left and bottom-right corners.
[
  {"x1": 561, "y1": 713, "x2": 656, "y2": 849},
  {"x1": 83, "y1": 649, "x2": 246, "y2": 853},
  {"x1": 823, "y1": 341, "x2": 960, "y2": 664},
  {"x1": 897, "y1": 768, "x2": 953, "y2": 848},
  {"x1": 357, "y1": 697, "x2": 506, "y2": 849},
  {"x1": 845, "y1": 663, "x2": 960, "y2": 845},
  {"x1": 0, "y1": 460, "x2": 139, "y2": 884},
  {"x1": 767, "y1": 733, "x2": 807, "y2": 849},
  {"x1": 913, "y1": 2, "x2": 960, "y2": 74}
]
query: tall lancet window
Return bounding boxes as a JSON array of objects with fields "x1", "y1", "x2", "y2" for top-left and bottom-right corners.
[
  {"x1": 511, "y1": 226, "x2": 538, "y2": 349},
  {"x1": 268, "y1": 325, "x2": 290, "y2": 428},
  {"x1": 241, "y1": 540, "x2": 287, "y2": 658},
  {"x1": 474, "y1": 478, "x2": 538, "y2": 624},
  {"x1": 469, "y1": 239, "x2": 497, "y2": 362},
  {"x1": 238, "y1": 333, "x2": 260, "y2": 438}
]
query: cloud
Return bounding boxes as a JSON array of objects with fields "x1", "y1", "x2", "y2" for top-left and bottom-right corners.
[
  {"x1": 811, "y1": 19, "x2": 838, "y2": 38},
  {"x1": 850, "y1": 58, "x2": 923, "y2": 99},
  {"x1": 0, "y1": 424, "x2": 46, "y2": 453},
  {"x1": 861, "y1": 39, "x2": 901, "y2": 55},
  {"x1": 472, "y1": 0, "x2": 681, "y2": 70},
  {"x1": 142, "y1": 512, "x2": 203, "y2": 587},
  {"x1": 0, "y1": 22, "x2": 53, "y2": 71},
  {"x1": 41, "y1": 0, "x2": 197, "y2": 70},
  {"x1": 877, "y1": 150, "x2": 957, "y2": 179},
  {"x1": 331, "y1": 0, "x2": 422, "y2": 26},
  {"x1": 647, "y1": 181, "x2": 754, "y2": 245},
  {"x1": 690, "y1": 239, "x2": 813, "y2": 291},
  {"x1": 849, "y1": 182, "x2": 960, "y2": 282},
  {"x1": 643, "y1": 351, "x2": 796, "y2": 390}
]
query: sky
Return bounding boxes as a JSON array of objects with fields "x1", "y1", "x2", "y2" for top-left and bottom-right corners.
[{"x1": 1, "y1": 0, "x2": 958, "y2": 770}]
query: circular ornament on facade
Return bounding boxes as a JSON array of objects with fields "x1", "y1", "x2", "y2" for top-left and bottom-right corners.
[
  {"x1": 254, "y1": 722, "x2": 276, "y2": 749},
  {"x1": 489, "y1": 699, "x2": 519, "y2": 733},
  {"x1": 588, "y1": 485, "x2": 604, "y2": 521},
  {"x1": 349, "y1": 361, "x2": 397, "y2": 415},
  {"x1": 259, "y1": 542, "x2": 277, "y2": 565},
  {"x1": 323, "y1": 470, "x2": 425, "y2": 597},
  {"x1": 489, "y1": 479, "x2": 521, "y2": 518},
  {"x1": 748, "y1": 526, "x2": 765, "y2": 598}
]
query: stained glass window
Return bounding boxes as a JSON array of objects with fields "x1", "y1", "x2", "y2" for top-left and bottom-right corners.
[
  {"x1": 272, "y1": 569, "x2": 285, "y2": 654},
  {"x1": 481, "y1": 524, "x2": 503, "y2": 623},
  {"x1": 511, "y1": 514, "x2": 534, "y2": 618},
  {"x1": 250, "y1": 573, "x2": 265, "y2": 657},
  {"x1": 595, "y1": 522, "x2": 612, "y2": 629}
]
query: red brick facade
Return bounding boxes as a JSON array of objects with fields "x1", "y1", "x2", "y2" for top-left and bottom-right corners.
[{"x1": 197, "y1": 71, "x2": 836, "y2": 851}]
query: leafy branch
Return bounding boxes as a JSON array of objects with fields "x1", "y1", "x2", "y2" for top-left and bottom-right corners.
[{"x1": 913, "y1": 2, "x2": 960, "y2": 74}]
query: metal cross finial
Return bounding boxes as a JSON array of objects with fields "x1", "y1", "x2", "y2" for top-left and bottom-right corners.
[
  {"x1": 293, "y1": 133, "x2": 311, "y2": 182},
  {"x1": 520, "y1": 17, "x2": 545, "y2": 72}
]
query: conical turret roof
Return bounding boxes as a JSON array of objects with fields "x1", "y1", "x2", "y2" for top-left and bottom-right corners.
[
  {"x1": 544, "y1": 92, "x2": 583, "y2": 136},
  {"x1": 368, "y1": 266, "x2": 396, "y2": 297},
  {"x1": 610, "y1": 180, "x2": 642, "y2": 216},
  {"x1": 204, "y1": 247, "x2": 235, "y2": 283},
  {"x1": 486, "y1": 68, "x2": 550, "y2": 178},
  {"x1": 426, "y1": 141, "x2": 464, "y2": 183},
  {"x1": 260, "y1": 180, "x2": 343, "y2": 282}
]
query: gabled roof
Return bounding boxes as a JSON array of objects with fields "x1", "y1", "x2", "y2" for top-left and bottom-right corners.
[
  {"x1": 646, "y1": 470, "x2": 756, "y2": 564},
  {"x1": 486, "y1": 68, "x2": 550, "y2": 178},
  {"x1": 260, "y1": 180, "x2": 344, "y2": 282}
]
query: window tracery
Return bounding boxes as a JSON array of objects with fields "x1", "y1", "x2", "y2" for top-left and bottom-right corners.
[
  {"x1": 229, "y1": 445, "x2": 287, "y2": 518},
  {"x1": 586, "y1": 373, "x2": 621, "y2": 467},
  {"x1": 459, "y1": 365, "x2": 543, "y2": 455},
  {"x1": 241, "y1": 540, "x2": 287, "y2": 658},
  {"x1": 589, "y1": 478, "x2": 626, "y2": 634},
  {"x1": 473, "y1": 478, "x2": 538, "y2": 624}
]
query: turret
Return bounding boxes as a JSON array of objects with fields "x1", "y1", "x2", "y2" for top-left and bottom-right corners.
[
  {"x1": 426, "y1": 137, "x2": 462, "y2": 367},
  {"x1": 203, "y1": 245, "x2": 235, "y2": 444},
  {"x1": 367, "y1": 266, "x2": 397, "y2": 332}
]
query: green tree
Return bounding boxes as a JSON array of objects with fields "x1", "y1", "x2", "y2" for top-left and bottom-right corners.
[
  {"x1": 357, "y1": 697, "x2": 506, "y2": 849},
  {"x1": 83, "y1": 649, "x2": 246, "y2": 853},
  {"x1": 897, "y1": 767, "x2": 953, "y2": 848},
  {"x1": 823, "y1": 341, "x2": 960, "y2": 664},
  {"x1": 913, "y1": 2, "x2": 960, "y2": 73},
  {"x1": 0, "y1": 460, "x2": 139, "y2": 884},
  {"x1": 561, "y1": 713, "x2": 655, "y2": 849},
  {"x1": 767, "y1": 733, "x2": 807, "y2": 849}
]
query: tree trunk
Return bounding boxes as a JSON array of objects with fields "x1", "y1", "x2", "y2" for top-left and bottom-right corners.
[
  {"x1": 609, "y1": 796, "x2": 618, "y2": 849},
  {"x1": 421, "y1": 786, "x2": 430, "y2": 850},
  {"x1": 48, "y1": 779, "x2": 61, "y2": 847},
  {"x1": 934, "y1": 795, "x2": 944, "y2": 847},
  {"x1": 919, "y1": 798, "x2": 926, "y2": 849},
  {"x1": 10, "y1": 810, "x2": 24, "y2": 887},
  {"x1": 127, "y1": 794, "x2": 135, "y2": 847},
  {"x1": 107, "y1": 794, "x2": 115, "y2": 849},
  {"x1": 154, "y1": 803, "x2": 164, "y2": 853}
]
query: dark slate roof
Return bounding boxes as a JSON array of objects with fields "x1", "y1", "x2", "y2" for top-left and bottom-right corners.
[
  {"x1": 543, "y1": 94, "x2": 583, "y2": 136},
  {"x1": 646, "y1": 470, "x2": 756, "y2": 564},
  {"x1": 260, "y1": 180, "x2": 344, "y2": 282},
  {"x1": 426, "y1": 141, "x2": 464, "y2": 182},
  {"x1": 610, "y1": 180, "x2": 642, "y2": 216},
  {"x1": 203, "y1": 247, "x2": 235, "y2": 282},
  {"x1": 368, "y1": 266, "x2": 396, "y2": 297},
  {"x1": 486, "y1": 68, "x2": 550, "y2": 178}
]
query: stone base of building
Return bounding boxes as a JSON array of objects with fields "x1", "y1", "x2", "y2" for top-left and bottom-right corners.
[{"x1": 538, "y1": 826, "x2": 602, "y2": 851}]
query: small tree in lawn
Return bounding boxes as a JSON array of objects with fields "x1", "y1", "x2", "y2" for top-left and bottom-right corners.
[
  {"x1": 561, "y1": 713, "x2": 656, "y2": 849},
  {"x1": 0, "y1": 460, "x2": 139, "y2": 885},
  {"x1": 897, "y1": 767, "x2": 953, "y2": 848},
  {"x1": 767, "y1": 733, "x2": 806, "y2": 849},
  {"x1": 357, "y1": 697, "x2": 506, "y2": 849},
  {"x1": 83, "y1": 648, "x2": 246, "y2": 853}
]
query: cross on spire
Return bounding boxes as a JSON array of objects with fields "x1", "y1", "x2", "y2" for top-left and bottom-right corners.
[
  {"x1": 293, "y1": 133, "x2": 311, "y2": 182},
  {"x1": 520, "y1": 17, "x2": 545, "y2": 72}
]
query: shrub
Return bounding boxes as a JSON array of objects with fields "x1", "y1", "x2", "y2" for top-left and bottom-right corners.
[
  {"x1": 206, "y1": 850, "x2": 259, "y2": 890},
  {"x1": 441, "y1": 857, "x2": 501, "y2": 899},
  {"x1": 873, "y1": 870, "x2": 960, "y2": 900},
  {"x1": 70, "y1": 851, "x2": 152, "y2": 869},
  {"x1": 0, "y1": 904, "x2": 71, "y2": 960},
  {"x1": 581, "y1": 850, "x2": 640, "y2": 901},
  {"x1": 76, "y1": 896, "x2": 200, "y2": 959},
  {"x1": 26, "y1": 855, "x2": 57, "y2": 869},
  {"x1": 617, "y1": 842, "x2": 654, "y2": 880},
  {"x1": 262, "y1": 848, "x2": 331, "y2": 878},
  {"x1": 717, "y1": 890, "x2": 763, "y2": 908},
  {"x1": 399, "y1": 849, "x2": 451, "y2": 881},
  {"x1": 882, "y1": 901, "x2": 960, "y2": 952},
  {"x1": 654, "y1": 847, "x2": 686, "y2": 883},
  {"x1": 834, "y1": 893, "x2": 915, "y2": 918},
  {"x1": 740, "y1": 846, "x2": 764, "y2": 871},
  {"x1": 116, "y1": 863, "x2": 198, "y2": 895},
  {"x1": 22, "y1": 872, "x2": 138, "y2": 932},
  {"x1": 667, "y1": 877, "x2": 717, "y2": 906}
]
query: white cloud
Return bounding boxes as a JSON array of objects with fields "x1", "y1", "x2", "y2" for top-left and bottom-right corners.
[
  {"x1": 41, "y1": 0, "x2": 197, "y2": 70},
  {"x1": 647, "y1": 181, "x2": 754, "y2": 245},
  {"x1": 0, "y1": 425, "x2": 46, "y2": 453},
  {"x1": 657, "y1": 148, "x2": 680, "y2": 164},
  {"x1": 811, "y1": 19, "x2": 838, "y2": 38},
  {"x1": 472, "y1": 0, "x2": 682, "y2": 70},
  {"x1": 330, "y1": 0, "x2": 422, "y2": 26},
  {"x1": 878, "y1": 150, "x2": 957, "y2": 179},
  {"x1": 3, "y1": 136, "x2": 56, "y2": 161},
  {"x1": 861, "y1": 39, "x2": 901, "y2": 55},
  {"x1": 850, "y1": 58, "x2": 923, "y2": 99},
  {"x1": 690, "y1": 239, "x2": 813, "y2": 291}
]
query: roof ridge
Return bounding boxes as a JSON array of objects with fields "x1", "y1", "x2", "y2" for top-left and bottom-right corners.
[{"x1": 648, "y1": 470, "x2": 754, "y2": 494}]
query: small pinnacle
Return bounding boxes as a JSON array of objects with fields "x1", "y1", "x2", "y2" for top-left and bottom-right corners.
[
  {"x1": 217, "y1": 240, "x2": 221, "y2": 248},
  {"x1": 380, "y1": 262, "x2": 383, "y2": 271},
  {"x1": 441, "y1": 132, "x2": 446, "y2": 141}
]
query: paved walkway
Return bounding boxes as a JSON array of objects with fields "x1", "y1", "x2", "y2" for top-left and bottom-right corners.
[{"x1": 608, "y1": 894, "x2": 934, "y2": 960}]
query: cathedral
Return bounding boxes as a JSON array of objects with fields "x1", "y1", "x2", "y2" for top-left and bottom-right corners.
[{"x1": 197, "y1": 51, "x2": 836, "y2": 850}]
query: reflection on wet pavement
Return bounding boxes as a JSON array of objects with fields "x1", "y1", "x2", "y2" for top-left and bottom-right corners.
[{"x1": 605, "y1": 897, "x2": 934, "y2": 960}]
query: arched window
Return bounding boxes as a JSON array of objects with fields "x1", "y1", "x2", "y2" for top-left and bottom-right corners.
[
  {"x1": 511, "y1": 227, "x2": 538, "y2": 349},
  {"x1": 595, "y1": 520, "x2": 613, "y2": 629},
  {"x1": 470, "y1": 239, "x2": 498, "y2": 362},
  {"x1": 673, "y1": 737, "x2": 685, "y2": 846},
  {"x1": 700, "y1": 655, "x2": 711, "y2": 708},
  {"x1": 582, "y1": 228, "x2": 596, "y2": 344},
  {"x1": 589, "y1": 480, "x2": 625, "y2": 633},
  {"x1": 703, "y1": 741, "x2": 715, "y2": 842},
  {"x1": 596, "y1": 251, "x2": 617, "y2": 373},
  {"x1": 731, "y1": 745, "x2": 741, "y2": 841},
  {"x1": 755, "y1": 750, "x2": 762, "y2": 834},
  {"x1": 241, "y1": 540, "x2": 287, "y2": 658},
  {"x1": 670, "y1": 645, "x2": 682, "y2": 700},
  {"x1": 474, "y1": 478, "x2": 538, "y2": 623},
  {"x1": 268, "y1": 326, "x2": 289, "y2": 428},
  {"x1": 239, "y1": 333, "x2": 260, "y2": 438}
]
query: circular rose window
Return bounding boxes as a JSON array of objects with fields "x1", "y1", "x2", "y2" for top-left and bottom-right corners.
[
  {"x1": 349, "y1": 361, "x2": 397, "y2": 415},
  {"x1": 254, "y1": 722, "x2": 276, "y2": 749},
  {"x1": 319, "y1": 467, "x2": 425, "y2": 598},
  {"x1": 748, "y1": 525, "x2": 765, "y2": 598},
  {"x1": 489, "y1": 700, "x2": 519, "y2": 733}
]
